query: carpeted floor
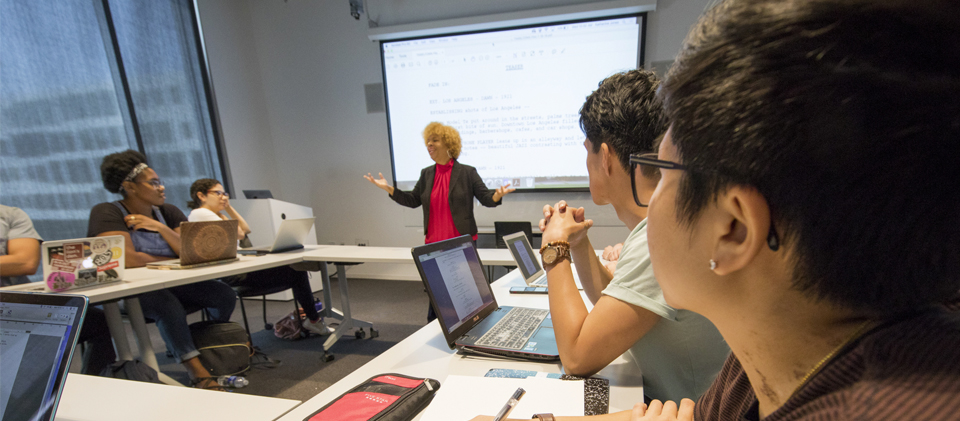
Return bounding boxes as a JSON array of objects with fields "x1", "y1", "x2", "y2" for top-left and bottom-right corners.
[{"x1": 109, "y1": 277, "x2": 430, "y2": 402}]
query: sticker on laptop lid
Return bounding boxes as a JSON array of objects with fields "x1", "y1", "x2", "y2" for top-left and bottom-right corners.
[{"x1": 47, "y1": 272, "x2": 75, "y2": 291}]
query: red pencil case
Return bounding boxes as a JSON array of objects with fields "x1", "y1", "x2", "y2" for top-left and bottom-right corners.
[{"x1": 304, "y1": 373, "x2": 441, "y2": 421}]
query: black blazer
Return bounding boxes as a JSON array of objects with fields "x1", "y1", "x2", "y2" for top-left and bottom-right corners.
[{"x1": 390, "y1": 161, "x2": 501, "y2": 238}]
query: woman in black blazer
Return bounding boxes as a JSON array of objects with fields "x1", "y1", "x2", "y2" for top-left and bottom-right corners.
[{"x1": 365, "y1": 122, "x2": 515, "y2": 320}]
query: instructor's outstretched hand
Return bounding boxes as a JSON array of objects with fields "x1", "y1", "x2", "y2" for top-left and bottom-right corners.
[{"x1": 364, "y1": 172, "x2": 394, "y2": 195}]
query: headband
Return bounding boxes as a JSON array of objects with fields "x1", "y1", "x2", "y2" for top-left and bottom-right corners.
[{"x1": 123, "y1": 163, "x2": 149, "y2": 183}]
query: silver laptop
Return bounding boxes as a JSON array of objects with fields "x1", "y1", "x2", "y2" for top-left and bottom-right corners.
[
  {"x1": 0, "y1": 292, "x2": 88, "y2": 421},
  {"x1": 41, "y1": 235, "x2": 124, "y2": 292},
  {"x1": 238, "y1": 217, "x2": 315, "y2": 255},
  {"x1": 503, "y1": 231, "x2": 549, "y2": 286},
  {"x1": 412, "y1": 235, "x2": 560, "y2": 361}
]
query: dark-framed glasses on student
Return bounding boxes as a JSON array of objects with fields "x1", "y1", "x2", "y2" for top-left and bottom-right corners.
[
  {"x1": 207, "y1": 190, "x2": 228, "y2": 198},
  {"x1": 629, "y1": 152, "x2": 687, "y2": 207}
]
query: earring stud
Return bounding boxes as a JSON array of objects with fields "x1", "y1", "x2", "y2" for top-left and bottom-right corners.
[{"x1": 709, "y1": 259, "x2": 717, "y2": 271}]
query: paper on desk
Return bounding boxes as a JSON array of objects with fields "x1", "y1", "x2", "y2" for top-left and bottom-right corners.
[{"x1": 419, "y1": 375, "x2": 584, "y2": 421}]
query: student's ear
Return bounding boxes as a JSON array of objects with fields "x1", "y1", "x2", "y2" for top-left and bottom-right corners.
[
  {"x1": 599, "y1": 142, "x2": 615, "y2": 176},
  {"x1": 710, "y1": 186, "x2": 772, "y2": 276}
]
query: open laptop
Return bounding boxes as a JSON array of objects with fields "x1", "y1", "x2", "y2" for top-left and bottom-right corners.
[
  {"x1": 147, "y1": 219, "x2": 239, "y2": 270},
  {"x1": 503, "y1": 231, "x2": 584, "y2": 290},
  {"x1": 412, "y1": 235, "x2": 560, "y2": 361},
  {"x1": 238, "y1": 217, "x2": 315, "y2": 256},
  {"x1": 0, "y1": 291, "x2": 87, "y2": 421},
  {"x1": 41, "y1": 235, "x2": 124, "y2": 292}
]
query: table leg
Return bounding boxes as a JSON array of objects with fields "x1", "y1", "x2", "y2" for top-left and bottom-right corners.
[
  {"x1": 123, "y1": 297, "x2": 160, "y2": 371},
  {"x1": 319, "y1": 262, "x2": 333, "y2": 319},
  {"x1": 101, "y1": 301, "x2": 134, "y2": 361},
  {"x1": 321, "y1": 263, "x2": 375, "y2": 353}
]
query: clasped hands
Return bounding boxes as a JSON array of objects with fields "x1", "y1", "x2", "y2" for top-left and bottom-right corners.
[{"x1": 539, "y1": 200, "x2": 593, "y2": 247}]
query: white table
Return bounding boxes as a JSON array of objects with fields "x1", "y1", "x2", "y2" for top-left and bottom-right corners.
[
  {"x1": 298, "y1": 246, "x2": 519, "y2": 360},
  {"x1": 275, "y1": 268, "x2": 644, "y2": 421},
  {"x1": 54, "y1": 374, "x2": 301, "y2": 421},
  {"x1": 1, "y1": 245, "x2": 525, "y2": 382}
]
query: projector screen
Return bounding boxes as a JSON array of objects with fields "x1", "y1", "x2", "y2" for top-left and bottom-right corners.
[{"x1": 381, "y1": 14, "x2": 645, "y2": 191}]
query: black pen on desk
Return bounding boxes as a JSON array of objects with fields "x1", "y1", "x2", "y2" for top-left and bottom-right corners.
[{"x1": 493, "y1": 387, "x2": 526, "y2": 421}]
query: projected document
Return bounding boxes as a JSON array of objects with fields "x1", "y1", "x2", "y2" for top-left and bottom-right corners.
[
  {"x1": 436, "y1": 251, "x2": 483, "y2": 320},
  {"x1": 382, "y1": 16, "x2": 643, "y2": 190}
]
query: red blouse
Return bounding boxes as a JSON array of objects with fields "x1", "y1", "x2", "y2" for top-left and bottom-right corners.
[{"x1": 424, "y1": 161, "x2": 476, "y2": 243}]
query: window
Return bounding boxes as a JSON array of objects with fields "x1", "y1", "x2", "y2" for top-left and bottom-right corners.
[{"x1": 0, "y1": 0, "x2": 225, "y2": 245}]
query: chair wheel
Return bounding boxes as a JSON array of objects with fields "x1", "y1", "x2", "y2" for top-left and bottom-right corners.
[
  {"x1": 369, "y1": 328, "x2": 379, "y2": 339},
  {"x1": 355, "y1": 329, "x2": 366, "y2": 339},
  {"x1": 264, "y1": 323, "x2": 273, "y2": 330},
  {"x1": 322, "y1": 352, "x2": 335, "y2": 362}
]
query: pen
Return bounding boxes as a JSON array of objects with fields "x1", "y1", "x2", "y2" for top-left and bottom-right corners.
[{"x1": 492, "y1": 387, "x2": 526, "y2": 421}]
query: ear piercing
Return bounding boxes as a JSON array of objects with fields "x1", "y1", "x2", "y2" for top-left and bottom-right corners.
[{"x1": 709, "y1": 259, "x2": 717, "y2": 271}]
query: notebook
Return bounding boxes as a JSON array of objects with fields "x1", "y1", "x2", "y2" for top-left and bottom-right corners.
[
  {"x1": 237, "y1": 217, "x2": 315, "y2": 255},
  {"x1": 412, "y1": 235, "x2": 560, "y2": 361},
  {"x1": 147, "y1": 219, "x2": 239, "y2": 270},
  {"x1": 0, "y1": 291, "x2": 88, "y2": 421},
  {"x1": 40, "y1": 235, "x2": 124, "y2": 292}
]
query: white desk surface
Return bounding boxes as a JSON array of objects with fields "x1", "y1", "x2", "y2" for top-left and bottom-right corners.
[
  {"x1": 301, "y1": 245, "x2": 517, "y2": 267},
  {"x1": 276, "y1": 268, "x2": 644, "y2": 421},
  {"x1": 54, "y1": 374, "x2": 301, "y2": 421}
]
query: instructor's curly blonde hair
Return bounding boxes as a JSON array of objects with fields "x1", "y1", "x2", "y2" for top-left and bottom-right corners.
[{"x1": 422, "y1": 122, "x2": 462, "y2": 159}]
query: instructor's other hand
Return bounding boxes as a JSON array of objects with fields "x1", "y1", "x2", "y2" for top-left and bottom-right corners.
[
  {"x1": 363, "y1": 172, "x2": 393, "y2": 194},
  {"x1": 492, "y1": 183, "x2": 516, "y2": 202}
]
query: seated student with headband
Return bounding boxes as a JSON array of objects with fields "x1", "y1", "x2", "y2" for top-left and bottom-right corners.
[
  {"x1": 87, "y1": 150, "x2": 237, "y2": 390},
  {"x1": 186, "y1": 178, "x2": 330, "y2": 335},
  {"x1": 474, "y1": 0, "x2": 960, "y2": 419}
]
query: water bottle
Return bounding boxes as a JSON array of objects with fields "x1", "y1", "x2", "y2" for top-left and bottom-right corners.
[
  {"x1": 314, "y1": 300, "x2": 324, "y2": 313},
  {"x1": 217, "y1": 375, "x2": 249, "y2": 388}
]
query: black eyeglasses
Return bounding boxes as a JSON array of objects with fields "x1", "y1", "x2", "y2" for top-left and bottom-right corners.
[
  {"x1": 206, "y1": 190, "x2": 228, "y2": 198},
  {"x1": 628, "y1": 152, "x2": 780, "y2": 251},
  {"x1": 629, "y1": 153, "x2": 687, "y2": 207}
]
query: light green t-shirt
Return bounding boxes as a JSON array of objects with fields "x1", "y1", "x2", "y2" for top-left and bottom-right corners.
[{"x1": 601, "y1": 219, "x2": 730, "y2": 402}]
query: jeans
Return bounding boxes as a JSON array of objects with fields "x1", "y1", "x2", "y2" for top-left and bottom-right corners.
[
  {"x1": 79, "y1": 306, "x2": 116, "y2": 375},
  {"x1": 135, "y1": 280, "x2": 236, "y2": 363},
  {"x1": 229, "y1": 266, "x2": 320, "y2": 321}
]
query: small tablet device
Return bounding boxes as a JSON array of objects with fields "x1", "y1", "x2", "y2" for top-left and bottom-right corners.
[{"x1": 509, "y1": 286, "x2": 548, "y2": 294}]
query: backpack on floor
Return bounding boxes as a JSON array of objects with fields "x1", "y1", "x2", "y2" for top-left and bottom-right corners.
[
  {"x1": 274, "y1": 308, "x2": 307, "y2": 340},
  {"x1": 99, "y1": 360, "x2": 162, "y2": 383},
  {"x1": 189, "y1": 320, "x2": 252, "y2": 376}
]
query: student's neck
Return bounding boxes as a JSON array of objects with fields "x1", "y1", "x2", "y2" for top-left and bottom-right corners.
[
  {"x1": 608, "y1": 174, "x2": 647, "y2": 229},
  {"x1": 121, "y1": 197, "x2": 153, "y2": 216},
  {"x1": 713, "y1": 280, "x2": 874, "y2": 417}
]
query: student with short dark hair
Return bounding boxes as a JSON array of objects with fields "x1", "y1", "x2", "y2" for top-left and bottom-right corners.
[{"x1": 538, "y1": 69, "x2": 729, "y2": 404}]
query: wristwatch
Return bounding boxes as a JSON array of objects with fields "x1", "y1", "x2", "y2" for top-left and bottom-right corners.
[
  {"x1": 540, "y1": 241, "x2": 570, "y2": 266},
  {"x1": 532, "y1": 414, "x2": 555, "y2": 421}
]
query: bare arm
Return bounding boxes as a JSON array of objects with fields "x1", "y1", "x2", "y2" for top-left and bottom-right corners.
[
  {"x1": 98, "y1": 230, "x2": 177, "y2": 268},
  {"x1": 0, "y1": 238, "x2": 41, "y2": 276},
  {"x1": 222, "y1": 202, "x2": 251, "y2": 237},
  {"x1": 364, "y1": 172, "x2": 395, "y2": 196}
]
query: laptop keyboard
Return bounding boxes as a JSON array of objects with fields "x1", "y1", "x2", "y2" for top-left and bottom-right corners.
[
  {"x1": 531, "y1": 275, "x2": 548, "y2": 286},
  {"x1": 475, "y1": 307, "x2": 549, "y2": 350}
]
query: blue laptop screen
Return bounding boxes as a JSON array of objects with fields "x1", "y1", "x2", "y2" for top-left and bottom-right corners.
[
  {"x1": 0, "y1": 301, "x2": 80, "y2": 421},
  {"x1": 417, "y1": 241, "x2": 495, "y2": 334}
]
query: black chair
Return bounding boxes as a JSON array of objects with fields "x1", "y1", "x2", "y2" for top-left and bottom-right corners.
[
  {"x1": 494, "y1": 221, "x2": 533, "y2": 249},
  {"x1": 233, "y1": 284, "x2": 300, "y2": 337}
]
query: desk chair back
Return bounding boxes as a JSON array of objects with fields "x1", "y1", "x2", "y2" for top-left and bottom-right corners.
[{"x1": 494, "y1": 221, "x2": 532, "y2": 249}]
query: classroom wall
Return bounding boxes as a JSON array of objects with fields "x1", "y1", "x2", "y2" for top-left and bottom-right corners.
[{"x1": 196, "y1": 0, "x2": 710, "y2": 252}]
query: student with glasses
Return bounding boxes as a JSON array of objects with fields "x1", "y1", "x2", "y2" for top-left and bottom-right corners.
[
  {"x1": 186, "y1": 178, "x2": 331, "y2": 336},
  {"x1": 87, "y1": 150, "x2": 237, "y2": 390},
  {"x1": 534, "y1": 69, "x2": 729, "y2": 404}
]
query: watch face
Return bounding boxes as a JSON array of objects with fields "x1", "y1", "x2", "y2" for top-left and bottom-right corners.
[{"x1": 542, "y1": 247, "x2": 558, "y2": 264}]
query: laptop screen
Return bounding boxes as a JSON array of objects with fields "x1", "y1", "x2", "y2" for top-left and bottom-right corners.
[
  {"x1": 416, "y1": 238, "x2": 495, "y2": 334},
  {"x1": 0, "y1": 293, "x2": 87, "y2": 421},
  {"x1": 506, "y1": 234, "x2": 542, "y2": 280}
]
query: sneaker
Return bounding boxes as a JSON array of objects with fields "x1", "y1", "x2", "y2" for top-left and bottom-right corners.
[{"x1": 302, "y1": 318, "x2": 332, "y2": 336}]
